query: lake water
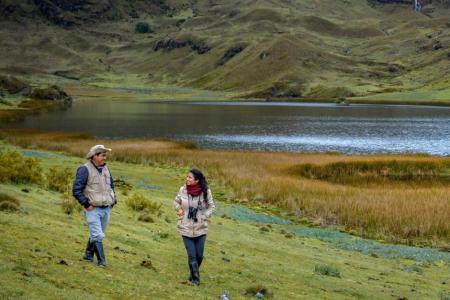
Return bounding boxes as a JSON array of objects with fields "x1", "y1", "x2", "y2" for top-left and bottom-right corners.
[{"x1": 4, "y1": 100, "x2": 450, "y2": 155}]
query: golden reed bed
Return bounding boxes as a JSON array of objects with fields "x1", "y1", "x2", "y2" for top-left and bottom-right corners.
[{"x1": 1, "y1": 128, "x2": 449, "y2": 247}]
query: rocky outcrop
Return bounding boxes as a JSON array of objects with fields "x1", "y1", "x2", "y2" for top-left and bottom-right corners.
[
  {"x1": 249, "y1": 82, "x2": 303, "y2": 99},
  {"x1": 31, "y1": 85, "x2": 72, "y2": 107},
  {"x1": 153, "y1": 39, "x2": 211, "y2": 54},
  {"x1": 0, "y1": 75, "x2": 30, "y2": 94},
  {"x1": 217, "y1": 46, "x2": 245, "y2": 66}
]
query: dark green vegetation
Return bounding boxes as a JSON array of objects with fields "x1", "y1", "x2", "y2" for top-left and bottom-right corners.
[{"x1": 0, "y1": 0, "x2": 449, "y2": 103}]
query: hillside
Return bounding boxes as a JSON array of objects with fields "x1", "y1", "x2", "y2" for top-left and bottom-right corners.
[
  {"x1": 0, "y1": 0, "x2": 449, "y2": 102},
  {"x1": 1, "y1": 141, "x2": 449, "y2": 299}
]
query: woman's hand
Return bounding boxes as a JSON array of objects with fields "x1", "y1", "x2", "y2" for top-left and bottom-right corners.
[{"x1": 177, "y1": 208, "x2": 184, "y2": 217}]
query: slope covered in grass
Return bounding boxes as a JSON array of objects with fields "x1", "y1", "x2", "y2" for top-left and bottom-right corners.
[
  {"x1": 0, "y1": 144, "x2": 449, "y2": 299},
  {"x1": 0, "y1": 0, "x2": 449, "y2": 103}
]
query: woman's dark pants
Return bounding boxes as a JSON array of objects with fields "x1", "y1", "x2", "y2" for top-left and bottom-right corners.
[{"x1": 182, "y1": 234, "x2": 206, "y2": 285}]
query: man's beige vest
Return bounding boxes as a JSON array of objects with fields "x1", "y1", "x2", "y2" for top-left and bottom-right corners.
[{"x1": 83, "y1": 162, "x2": 115, "y2": 207}]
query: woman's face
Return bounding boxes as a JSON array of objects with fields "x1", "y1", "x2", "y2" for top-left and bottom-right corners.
[{"x1": 186, "y1": 172, "x2": 199, "y2": 186}]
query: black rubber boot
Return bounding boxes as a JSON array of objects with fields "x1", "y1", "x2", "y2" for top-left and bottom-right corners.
[
  {"x1": 93, "y1": 241, "x2": 106, "y2": 267},
  {"x1": 188, "y1": 262, "x2": 193, "y2": 282},
  {"x1": 197, "y1": 256, "x2": 203, "y2": 268},
  {"x1": 83, "y1": 239, "x2": 95, "y2": 262},
  {"x1": 189, "y1": 262, "x2": 200, "y2": 286}
]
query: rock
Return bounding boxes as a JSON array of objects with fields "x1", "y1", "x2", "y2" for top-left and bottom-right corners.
[
  {"x1": 228, "y1": 9, "x2": 239, "y2": 18},
  {"x1": 259, "y1": 52, "x2": 269, "y2": 60},
  {"x1": 153, "y1": 39, "x2": 211, "y2": 54},
  {"x1": 140, "y1": 260, "x2": 157, "y2": 271},
  {"x1": 264, "y1": 82, "x2": 301, "y2": 98},
  {"x1": 433, "y1": 41, "x2": 443, "y2": 50},
  {"x1": 0, "y1": 75, "x2": 30, "y2": 94},
  {"x1": 175, "y1": 19, "x2": 186, "y2": 28},
  {"x1": 30, "y1": 85, "x2": 72, "y2": 108},
  {"x1": 387, "y1": 64, "x2": 403, "y2": 73},
  {"x1": 58, "y1": 259, "x2": 68, "y2": 265},
  {"x1": 52, "y1": 70, "x2": 80, "y2": 80},
  {"x1": 341, "y1": 47, "x2": 352, "y2": 55},
  {"x1": 221, "y1": 290, "x2": 231, "y2": 300},
  {"x1": 21, "y1": 188, "x2": 29, "y2": 193},
  {"x1": 217, "y1": 46, "x2": 244, "y2": 66},
  {"x1": 129, "y1": 10, "x2": 139, "y2": 18},
  {"x1": 222, "y1": 257, "x2": 231, "y2": 263},
  {"x1": 255, "y1": 292, "x2": 265, "y2": 299}
]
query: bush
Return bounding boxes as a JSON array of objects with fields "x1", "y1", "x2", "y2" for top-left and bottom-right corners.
[
  {"x1": 47, "y1": 166, "x2": 73, "y2": 193},
  {"x1": 244, "y1": 284, "x2": 273, "y2": 298},
  {"x1": 314, "y1": 264, "x2": 341, "y2": 277},
  {"x1": 135, "y1": 22, "x2": 153, "y2": 33},
  {"x1": 125, "y1": 193, "x2": 161, "y2": 214},
  {"x1": 138, "y1": 212, "x2": 154, "y2": 223},
  {"x1": 0, "y1": 193, "x2": 20, "y2": 212},
  {"x1": 0, "y1": 150, "x2": 43, "y2": 184},
  {"x1": 62, "y1": 192, "x2": 82, "y2": 215}
]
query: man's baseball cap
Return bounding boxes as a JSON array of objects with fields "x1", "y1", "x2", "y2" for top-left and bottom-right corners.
[{"x1": 86, "y1": 144, "x2": 112, "y2": 159}]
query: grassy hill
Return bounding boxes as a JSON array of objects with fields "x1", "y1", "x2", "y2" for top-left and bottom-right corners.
[
  {"x1": 0, "y1": 0, "x2": 449, "y2": 103},
  {"x1": 1, "y1": 140, "x2": 450, "y2": 299}
]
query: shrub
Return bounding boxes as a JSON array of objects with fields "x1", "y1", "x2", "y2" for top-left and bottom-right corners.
[
  {"x1": 285, "y1": 233, "x2": 295, "y2": 239},
  {"x1": 126, "y1": 193, "x2": 161, "y2": 214},
  {"x1": 0, "y1": 193, "x2": 20, "y2": 212},
  {"x1": 138, "y1": 212, "x2": 154, "y2": 223},
  {"x1": 62, "y1": 192, "x2": 82, "y2": 215},
  {"x1": 244, "y1": 284, "x2": 273, "y2": 298},
  {"x1": 135, "y1": 22, "x2": 153, "y2": 33},
  {"x1": 259, "y1": 226, "x2": 270, "y2": 232},
  {"x1": 314, "y1": 264, "x2": 341, "y2": 277},
  {"x1": 47, "y1": 166, "x2": 73, "y2": 193},
  {"x1": 0, "y1": 150, "x2": 43, "y2": 184}
]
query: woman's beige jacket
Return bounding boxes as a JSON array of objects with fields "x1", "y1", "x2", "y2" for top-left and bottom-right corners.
[{"x1": 173, "y1": 185, "x2": 215, "y2": 237}]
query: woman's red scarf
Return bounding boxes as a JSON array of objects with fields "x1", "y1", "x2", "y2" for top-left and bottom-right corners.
[{"x1": 187, "y1": 183, "x2": 202, "y2": 196}]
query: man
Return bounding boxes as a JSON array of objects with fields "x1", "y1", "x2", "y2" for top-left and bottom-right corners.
[{"x1": 72, "y1": 144, "x2": 116, "y2": 267}]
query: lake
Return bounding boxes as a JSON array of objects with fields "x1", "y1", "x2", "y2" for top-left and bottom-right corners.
[{"x1": 4, "y1": 100, "x2": 450, "y2": 155}]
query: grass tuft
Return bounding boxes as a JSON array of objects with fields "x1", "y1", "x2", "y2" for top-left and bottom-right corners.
[
  {"x1": 61, "y1": 192, "x2": 82, "y2": 215},
  {"x1": 244, "y1": 284, "x2": 273, "y2": 298},
  {"x1": 314, "y1": 264, "x2": 341, "y2": 278},
  {"x1": 126, "y1": 193, "x2": 162, "y2": 214},
  {"x1": 0, "y1": 193, "x2": 20, "y2": 212}
]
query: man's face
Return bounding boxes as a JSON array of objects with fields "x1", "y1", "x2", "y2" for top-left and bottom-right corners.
[{"x1": 92, "y1": 152, "x2": 107, "y2": 166}]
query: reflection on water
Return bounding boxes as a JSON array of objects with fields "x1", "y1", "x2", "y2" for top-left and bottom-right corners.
[{"x1": 4, "y1": 100, "x2": 450, "y2": 155}]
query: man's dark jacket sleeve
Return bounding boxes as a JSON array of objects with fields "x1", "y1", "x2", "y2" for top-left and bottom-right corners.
[{"x1": 72, "y1": 166, "x2": 90, "y2": 208}]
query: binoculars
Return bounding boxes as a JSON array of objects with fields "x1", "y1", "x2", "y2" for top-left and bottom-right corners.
[{"x1": 187, "y1": 206, "x2": 199, "y2": 222}]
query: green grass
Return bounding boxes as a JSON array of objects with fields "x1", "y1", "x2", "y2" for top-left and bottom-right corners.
[{"x1": 0, "y1": 143, "x2": 449, "y2": 299}]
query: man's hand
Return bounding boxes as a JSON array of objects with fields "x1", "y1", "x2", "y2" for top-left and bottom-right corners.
[
  {"x1": 86, "y1": 205, "x2": 94, "y2": 212},
  {"x1": 177, "y1": 209, "x2": 184, "y2": 217}
]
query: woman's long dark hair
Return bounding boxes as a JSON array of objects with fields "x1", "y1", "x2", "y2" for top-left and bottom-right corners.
[{"x1": 190, "y1": 168, "x2": 209, "y2": 208}]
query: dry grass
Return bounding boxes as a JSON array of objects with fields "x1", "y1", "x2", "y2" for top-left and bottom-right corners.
[{"x1": 1, "y1": 128, "x2": 449, "y2": 245}]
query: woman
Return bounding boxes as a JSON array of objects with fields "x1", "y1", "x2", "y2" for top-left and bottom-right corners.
[{"x1": 173, "y1": 168, "x2": 215, "y2": 286}]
